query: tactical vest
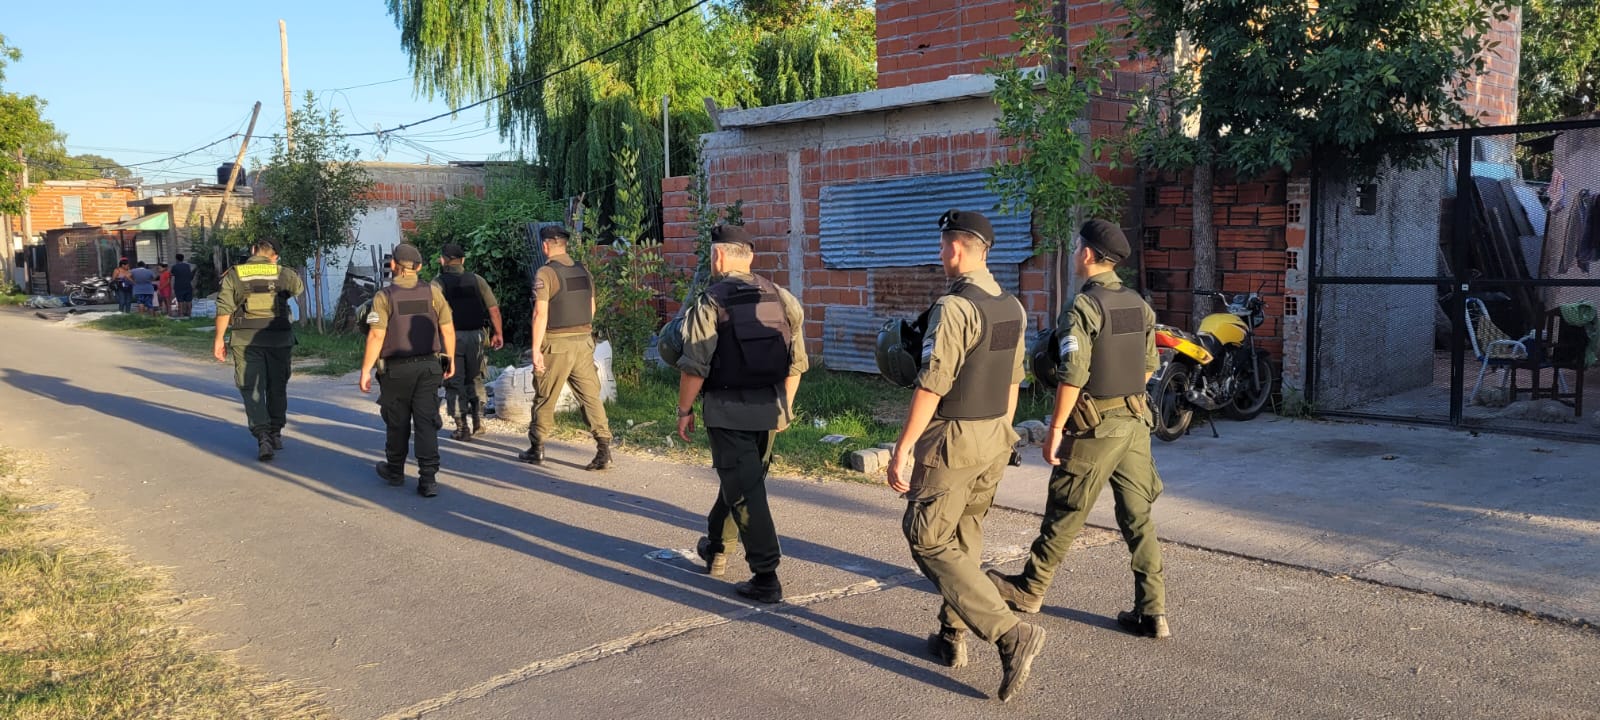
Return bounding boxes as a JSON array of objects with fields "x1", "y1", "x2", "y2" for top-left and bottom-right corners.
[
  {"x1": 705, "y1": 275, "x2": 792, "y2": 391},
  {"x1": 437, "y1": 270, "x2": 489, "y2": 330},
  {"x1": 1082, "y1": 280, "x2": 1150, "y2": 398},
  {"x1": 545, "y1": 259, "x2": 594, "y2": 330},
  {"x1": 379, "y1": 282, "x2": 443, "y2": 359},
  {"x1": 230, "y1": 261, "x2": 292, "y2": 331},
  {"x1": 936, "y1": 281, "x2": 1025, "y2": 421}
]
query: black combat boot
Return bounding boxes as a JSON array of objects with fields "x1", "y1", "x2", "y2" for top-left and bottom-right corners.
[
  {"x1": 928, "y1": 627, "x2": 969, "y2": 668},
  {"x1": 471, "y1": 412, "x2": 486, "y2": 437},
  {"x1": 417, "y1": 477, "x2": 439, "y2": 497},
  {"x1": 734, "y1": 571, "x2": 783, "y2": 604},
  {"x1": 517, "y1": 440, "x2": 544, "y2": 464},
  {"x1": 451, "y1": 417, "x2": 471, "y2": 441},
  {"x1": 375, "y1": 461, "x2": 404, "y2": 486},
  {"x1": 996, "y1": 621, "x2": 1047, "y2": 703},
  {"x1": 256, "y1": 434, "x2": 275, "y2": 462},
  {"x1": 269, "y1": 431, "x2": 284, "y2": 450},
  {"x1": 584, "y1": 440, "x2": 613, "y2": 471}
]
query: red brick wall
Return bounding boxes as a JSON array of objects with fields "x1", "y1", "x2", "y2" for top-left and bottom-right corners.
[
  {"x1": 1141, "y1": 170, "x2": 1290, "y2": 361},
  {"x1": 8, "y1": 181, "x2": 137, "y2": 235},
  {"x1": 877, "y1": 0, "x2": 1021, "y2": 89},
  {"x1": 1459, "y1": 8, "x2": 1522, "y2": 125}
]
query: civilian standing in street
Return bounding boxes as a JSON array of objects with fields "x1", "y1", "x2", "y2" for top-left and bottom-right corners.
[
  {"x1": 361, "y1": 243, "x2": 456, "y2": 498},
  {"x1": 170, "y1": 253, "x2": 195, "y2": 318},
  {"x1": 130, "y1": 261, "x2": 157, "y2": 314},
  {"x1": 213, "y1": 238, "x2": 304, "y2": 461},
  {"x1": 887, "y1": 209, "x2": 1043, "y2": 702},
  {"x1": 675, "y1": 224, "x2": 807, "y2": 603}
]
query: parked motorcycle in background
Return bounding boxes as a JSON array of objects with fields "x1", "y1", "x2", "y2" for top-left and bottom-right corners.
[
  {"x1": 1147, "y1": 289, "x2": 1277, "y2": 441},
  {"x1": 63, "y1": 276, "x2": 115, "y2": 306}
]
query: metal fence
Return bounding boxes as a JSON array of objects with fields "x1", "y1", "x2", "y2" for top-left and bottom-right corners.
[{"x1": 1308, "y1": 117, "x2": 1600, "y2": 439}]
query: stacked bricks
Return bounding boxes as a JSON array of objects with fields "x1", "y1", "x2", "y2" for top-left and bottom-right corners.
[
  {"x1": 8, "y1": 180, "x2": 138, "y2": 235},
  {"x1": 1140, "y1": 169, "x2": 1291, "y2": 362}
]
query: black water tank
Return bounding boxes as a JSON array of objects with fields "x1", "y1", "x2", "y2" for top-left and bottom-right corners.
[{"x1": 217, "y1": 162, "x2": 247, "y2": 186}]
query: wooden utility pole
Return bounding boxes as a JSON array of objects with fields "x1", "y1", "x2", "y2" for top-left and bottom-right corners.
[
  {"x1": 662, "y1": 95, "x2": 671, "y2": 178},
  {"x1": 280, "y1": 20, "x2": 294, "y2": 152},
  {"x1": 17, "y1": 149, "x2": 33, "y2": 245},
  {"x1": 214, "y1": 102, "x2": 262, "y2": 230}
]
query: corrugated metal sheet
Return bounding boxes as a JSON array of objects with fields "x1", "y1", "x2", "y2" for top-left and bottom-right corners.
[
  {"x1": 821, "y1": 265, "x2": 1025, "y2": 373},
  {"x1": 819, "y1": 172, "x2": 1032, "y2": 269}
]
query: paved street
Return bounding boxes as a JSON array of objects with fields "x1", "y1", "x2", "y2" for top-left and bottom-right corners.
[{"x1": 1, "y1": 308, "x2": 1597, "y2": 720}]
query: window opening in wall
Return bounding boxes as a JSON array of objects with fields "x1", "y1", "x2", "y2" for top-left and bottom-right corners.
[
  {"x1": 1355, "y1": 184, "x2": 1378, "y2": 215},
  {"x1": 1143, "y1": 227, "x2": 1160, "y2": 249},
  {"x1": 1143, "y1": 186, "x2": 1158, "y2": 206},
  {"x1": 1284, "y1": 295, "x2": 1299, "y2": 317},
  {"x1": 62, "y1": 196, "x2": 84, "y2": 225},
  {"x1": 1287, "y1": 202, "x2": 1302, "y2": 224}
]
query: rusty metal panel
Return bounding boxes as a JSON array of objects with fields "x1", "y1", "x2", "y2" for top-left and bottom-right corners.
[
  {"x1": 820, "y1": 264, "x2": 1023, "y2": 373},
  {"x1": 819, "y1": 172, "x2": 1032, "y2": 269}
]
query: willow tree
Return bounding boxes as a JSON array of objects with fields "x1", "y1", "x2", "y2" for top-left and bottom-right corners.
[{"x1": 388, "y1": 0, "x2": 875, "y2": 233}]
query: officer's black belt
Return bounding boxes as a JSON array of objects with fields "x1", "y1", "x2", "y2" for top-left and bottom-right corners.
[{"x1": 384, "y1": 354, "x2": 439, "y2": 365}]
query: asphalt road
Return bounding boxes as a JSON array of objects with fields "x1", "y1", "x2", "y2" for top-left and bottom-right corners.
[{"x1": 1, "y1": 309, "x2": 1596, "y2": 720}]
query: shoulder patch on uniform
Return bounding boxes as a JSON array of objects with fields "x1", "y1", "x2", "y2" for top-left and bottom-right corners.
[
  {"x1": 366, "y1": 312, "x2": 381, "y2": 325},
  {"x1": 1059, "y1": 333, "x2": 1080, "y2": 357},
  {"x1": 533, "y1": 277, "x2": 546, "y2": 292}
]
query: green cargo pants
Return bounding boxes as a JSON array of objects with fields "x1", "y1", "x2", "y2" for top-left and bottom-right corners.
[
  {"x1": 528, "y1": 332, "x2": 611, "y2": 445},
  {"x1": 446, "y1": 329, "x2": 487, "y2": 421},
  {"x1": 903, "y1": 448, "x2": 1019, "y2": 642},
  {"x1": 232, "y1": 344, "x2": 292, "y2": 439},
  {"x1": 706, "y1": 428, "x2": 781, "y2": 574},
  {"x1": 1020, "y1": 412, "x2": 1166, "y2": 616}
]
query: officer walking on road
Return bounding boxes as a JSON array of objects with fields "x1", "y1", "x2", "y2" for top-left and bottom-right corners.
[
  {"x1": 213, "y1": 238, "x2": 305, "y2": 462},
  {"x1": 518, "y1": 225, "x2": 613, "y2": 471},
  {"x1": 434, "y1": 242, "x2": 504, "y2": 441},
  {"x1": 675, "y1": 225, "x2": 807, "y2": 603},
  {"x1": 360, "y1": 243, "x2": 456, "y2": 498},
  {"x1": 987, "y1": 219, "x2": 1171, "y2": 639},
  {"x1": 886, "y1": 209, "x2": 1044, "y2": 703}
]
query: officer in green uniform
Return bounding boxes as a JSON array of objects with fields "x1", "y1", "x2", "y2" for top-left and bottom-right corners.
[
  {"x1": 212, "y1": 238, "x2": 306, "y2": 461},
  {"x1": 360, "y1": 243, "x2": 456, "y2": 498},
  {"x1": 888, "y1": 209, "x2": 1044, "y2": 703},
  {"x1": 987, "y1": 219, "x2": 1171, "y2": 639},
  {"x1": 517, "y1": 225, "x2": 613, "y2": 471},
  {"x1": 675, "y1": 225, "x2": 807, "y2": 603},
  {"x1": 434, "y1": 242, "x2": 504, "y2": 441}
]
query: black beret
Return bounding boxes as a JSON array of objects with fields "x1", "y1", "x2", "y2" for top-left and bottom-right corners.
[
  {"x1": 710, "y1": 224, "x2": 754, "y2": 250},
  {"x1": 392, "y1": 243, "x2": 425, "y2": 265},
  {"x1": 938, "y1": 209, "x2": 994, "y2": 247},
  {"x1": 1079, "y1": 219, "x2": 1131, "y2": 263},
  {"x1": 538, "y1": 224, "x2": 571, "y2": 241},
  {"x1": 440, "y1": 242, "x2": 465, "y2": 258}
]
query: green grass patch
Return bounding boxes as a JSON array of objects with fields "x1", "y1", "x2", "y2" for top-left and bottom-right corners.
[
  {"x1": 0, "y1": 448, "x2": 331, "y2": 719},
  {"x1": 0, "y1": 294, "x2": 26, "y2": 307},
  {"x1": 85, "y1": 315, "x2": 365, "y2": 376},
  {"x1": 551, "y1": 365, "x2": 1058, "y2": 480}
]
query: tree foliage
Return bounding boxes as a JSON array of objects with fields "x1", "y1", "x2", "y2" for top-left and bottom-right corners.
[
  {"x1": 32, "y1": 153, "x2": 132, "y2": 182},
  {"x1": 0, "y1": 35, "x2": 68, "y2": 217},
  {"x1": 387, "y1": 0, "x2": 874, "y2": 233},
  {"x1": 1519, "y1": 0, "x2": 1600, "y2": 123},
  {"x1": 987, "y1": 0, "x2": 1123, "y2": 255}
]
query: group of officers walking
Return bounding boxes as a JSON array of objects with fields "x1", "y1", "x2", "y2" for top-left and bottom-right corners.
[{"x1": 211, "y1": 210, "x2": 1167, "y2": 703}]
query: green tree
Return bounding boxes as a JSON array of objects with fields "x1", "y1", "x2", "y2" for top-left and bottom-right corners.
[
  {"x1": 1519, "y1": 0, "x2": 1600, "y2": 123},
  {"x1": 0, "y1": 35, "x2": 68, "y2": 216},
  {"x1": 987, "y1": 0, "x2": 1123, "y2": 318},
  {"x1": 731, "y1": 1, "x2": 877, "y2": 107},
  {"x1": 1125, "y1": 0, "x2": 1515, "y2": 312},
  {"x1": 247, "y1": 91, "x2": 374, "y2": 330},
  {"x1": 31, "y1": 153, "x2": 132, "y2": 182}
]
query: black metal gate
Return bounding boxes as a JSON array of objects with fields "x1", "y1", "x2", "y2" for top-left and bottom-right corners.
[{"x1": 1308, "y1": 117, "x2": 1600, "y2": 439}]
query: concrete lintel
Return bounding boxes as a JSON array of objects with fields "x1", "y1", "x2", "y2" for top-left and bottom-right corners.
[{"x1": 717, "y1": 70, "x2": 1038, "y2": 130}]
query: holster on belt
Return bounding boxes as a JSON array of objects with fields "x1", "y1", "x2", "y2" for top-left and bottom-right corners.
[
  {"x1": 1064, "y1": 393, "x2": 1104, "y2": 434},
  {"x1": 374, "y1": 358, "x2": 387, "y2": 377}
]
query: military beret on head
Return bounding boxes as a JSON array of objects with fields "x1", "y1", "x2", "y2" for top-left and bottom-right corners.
[
  {"x1": 392, "y1": 243, "x2": 425, "y2": 265},
  {"x1": 1079, "y1": 219, "x2": 1131, "y2": 263},
  {"x1": 440, "y1": 242, "x2": 465, "y2": 258},
  {"x1": 938, "y1": 209, "x2": 995, "y2": 247},
  {"x1": 710, "y1": 224, "x2": 754, "y2": 251}
]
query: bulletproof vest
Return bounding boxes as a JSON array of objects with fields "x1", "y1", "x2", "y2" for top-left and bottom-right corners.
[
  {"x1": 379, "y1": 282, "x2": 443, "y2": 359},
  {"x1": 704, "y1": 275, "x2": 793, "y2": 391},
  {"x1": 436, "y1": 270, "x2": 489, "y2": 330},
  {"x1": 1082, "y1": 280, "x2": 1150, "y2": 398},
  {"x1": 230, "y1": 261, "x2": 292, "y2": 331},
  {"x1": 936, "y1": 281, "x2": 1025, "y2": 421},
  {"x1": 545, "y1": 259, "x2": 594, "y2": 330}
]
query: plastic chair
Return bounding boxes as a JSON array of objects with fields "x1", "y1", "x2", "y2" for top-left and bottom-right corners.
[{"x1": 1466, "y1": 297, "x2": 1534, "y2": 405}]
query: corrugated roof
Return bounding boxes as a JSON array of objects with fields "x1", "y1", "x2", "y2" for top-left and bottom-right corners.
[{"x1": 819, "y1": 172, "x2": 1032, "y2": 269}]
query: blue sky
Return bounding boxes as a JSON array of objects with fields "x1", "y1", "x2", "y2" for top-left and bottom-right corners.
[{"x1": 4, "y1": 1, "x2": 517, "y2": 182}]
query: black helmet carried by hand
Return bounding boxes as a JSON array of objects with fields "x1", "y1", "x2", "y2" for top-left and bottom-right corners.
[
  {"x1": 1028, "y1": 326, "x2": 1065, "y2": 390},
  {"x1": 657, "y1": 315, "x2": 687, "y2": 367},
  {"x1": 876, "y1": 317, "x2": 926, "y2": 388}
]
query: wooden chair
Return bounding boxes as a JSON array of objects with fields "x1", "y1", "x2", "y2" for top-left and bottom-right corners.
[{"x1": 1527, "y1": 307, "x2": 1587, "y2": 416}]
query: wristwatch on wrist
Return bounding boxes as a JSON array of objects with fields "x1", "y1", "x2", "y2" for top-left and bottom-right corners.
[{"x1": 677, "y1": 407, "x2": 695, "y2": 418}]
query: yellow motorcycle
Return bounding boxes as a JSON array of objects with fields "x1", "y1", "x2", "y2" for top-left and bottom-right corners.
[{"x1": 1148, "y1": 289, "x2": 1276, "y2": 441}]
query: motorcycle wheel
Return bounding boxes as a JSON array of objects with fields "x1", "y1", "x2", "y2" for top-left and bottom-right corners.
[
  {"x1": 1151, "y1": 365, "x2": 1194, "y2": 442},
  {"x1": 67, "y1": 290, "x2": 88, "y2": 307},
  {"x1": 1223, "y1": 350, "x2": 1276, "y2": 421}
]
